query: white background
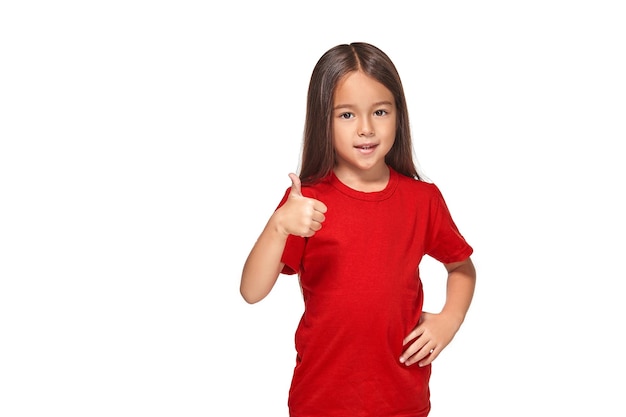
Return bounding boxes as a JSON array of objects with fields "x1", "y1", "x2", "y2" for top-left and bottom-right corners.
[{"x1": 1, "y1": 1, "x2": 625, "y2": 416}]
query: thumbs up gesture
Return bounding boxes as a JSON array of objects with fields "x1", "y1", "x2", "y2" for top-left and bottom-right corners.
[{"x1": 276, "y1": 173, "x2": 328, "y2": 238}]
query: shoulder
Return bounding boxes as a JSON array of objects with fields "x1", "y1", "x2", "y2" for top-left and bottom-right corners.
[
  {"x1": 394, "y1": 175, "x2": 452, "y2": 217},
  {"x1": 298, "y1": 175, "x2": 334, "y2": 199},
  {"x1": 396, "y1": 173, "x2": 442, "y2": 199}
]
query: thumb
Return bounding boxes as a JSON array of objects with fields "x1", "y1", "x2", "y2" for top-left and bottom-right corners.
[{"x1": 288, "y1": 173, "x2": 303, "y2": 197}]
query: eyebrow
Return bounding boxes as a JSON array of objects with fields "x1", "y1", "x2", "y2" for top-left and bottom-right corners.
[{"x1": 333, "y1": 100, "x2": 394, "y2": 111}]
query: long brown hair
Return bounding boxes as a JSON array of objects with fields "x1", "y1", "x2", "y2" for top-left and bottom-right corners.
[{"x1": 299, "y1": 42, "x2": 421, "y2": 184}]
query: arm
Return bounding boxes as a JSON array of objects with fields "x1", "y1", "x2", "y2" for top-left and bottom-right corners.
[
  {"x1": 400, "y1": 257, "x2": 476, "y2": 366},
  {"x1": 240, "y1": 174, "x2": 327, "y2": 304},
  {"x1": 240, "y1": 215, "x2": 289, "y2": 304}
]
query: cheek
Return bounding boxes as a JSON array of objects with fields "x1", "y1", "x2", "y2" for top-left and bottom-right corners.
[
  {"x1": 380, "y1": 122, "x2": 397, "y2": 140},
  {"x1": 333, "y1": 125, "x2": 351, "y2": 142}
]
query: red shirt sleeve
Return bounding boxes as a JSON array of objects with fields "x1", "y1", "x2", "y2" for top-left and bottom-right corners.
[
  {"x1": 275, "y1": 187, "x2": 305, "y2": 275},
  {"x1": 425, "y1": 183, "x2": 473, "y2": 264}
]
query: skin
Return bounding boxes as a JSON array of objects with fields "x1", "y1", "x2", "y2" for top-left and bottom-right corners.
[
  {"x1": 331, "y1": 70, "x2": 396, "y2": 191},
  {"x1": 240, "y1": 70, "x2": 476, "y2": 368}
]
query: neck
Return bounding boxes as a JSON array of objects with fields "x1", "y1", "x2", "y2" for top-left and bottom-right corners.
[{"x1": 333, "y1": 165, "x2": 390, "y2": 192}]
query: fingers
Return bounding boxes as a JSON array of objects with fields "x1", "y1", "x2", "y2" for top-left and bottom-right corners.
[
  {"x1": 288, "y1": 173, "x2": 328, "y2": 214},
  {"x1": 306, "y1": 210, "x2": 326, "y2": 234},
  {"x1": 400, "y1": 314, "x2": 438, "y2": 366},
  {"x1": 399, "y1": 340, "x2": 437, "y2": 367},
  {"x1": 311, "y1": 210, "x2": 326, "y2": 224},
  {"x1": 402, "y1": 326, "x2": 422, "y2": 346},
  {"x1": 282, "y1": 173, "x2": 328, "y2": 237},
  {"x1": 315, "y1": 200, "x2": 328, "y2": 214},
  {"x1": 288, "y1": 173, "x2": 302, "y2": 197}
]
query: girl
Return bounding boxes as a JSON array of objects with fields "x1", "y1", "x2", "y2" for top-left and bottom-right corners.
[{"x1": 240, "y1": 42, "x2": 476, "y2": 417}]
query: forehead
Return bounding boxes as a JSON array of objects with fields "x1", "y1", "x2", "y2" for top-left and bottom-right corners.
[{"x1": 334, "y1": 71, "x2": 394, "y2": 105}]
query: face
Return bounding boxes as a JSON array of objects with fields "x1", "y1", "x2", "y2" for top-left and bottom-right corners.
[{"x1": 332, "y1": 70, "x2": 396, "y2": 180}]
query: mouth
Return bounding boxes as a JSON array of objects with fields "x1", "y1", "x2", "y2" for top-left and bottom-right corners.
[{"x1": 355, "y1": 143, "x2": 378, "y2": 151}]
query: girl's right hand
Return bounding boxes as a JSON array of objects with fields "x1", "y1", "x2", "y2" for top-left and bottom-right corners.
[{"x1": 275, "y1": 173, "x2": 327, "y2": 238}]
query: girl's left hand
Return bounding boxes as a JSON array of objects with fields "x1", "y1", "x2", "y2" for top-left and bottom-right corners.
[{"x1": 399, "y1": 311, "x2": 462, "y2": 367}]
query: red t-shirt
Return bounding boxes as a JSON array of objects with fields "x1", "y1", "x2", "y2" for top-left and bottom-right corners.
[{"x1": 279, "y1": 167, "x2": 473, "y2": 417}]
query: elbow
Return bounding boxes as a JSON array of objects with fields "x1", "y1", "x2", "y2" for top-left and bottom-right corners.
[
  {"x1": 240, "y1": 269, "x2": 278, "y2": 304},
  {"x1": 241, "y1": 292, "x2": 260, "y2": 305},
  {"x1": 240, "y1": 284, "x2": 266, "y2": 304}
]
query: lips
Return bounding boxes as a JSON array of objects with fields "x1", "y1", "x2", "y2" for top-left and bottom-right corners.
[{"x1": 355, "y1": 143, "x2": 378, "y2": 150}]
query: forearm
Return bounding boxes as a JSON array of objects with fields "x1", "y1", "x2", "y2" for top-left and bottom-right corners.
[
  {"x1": 240, "y1": 215, "x2": 289, "y2": 304},
  {"x1": 441, "y1": 258, "x2": 476, "y2": 327}
]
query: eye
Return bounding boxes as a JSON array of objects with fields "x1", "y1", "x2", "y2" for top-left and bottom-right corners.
[
  {"x1": 374, "y1": 109, "x2": 388, "y2": 116},
  {"x1": 339, "y1": 112, "x2": 354, "y2": 120}
]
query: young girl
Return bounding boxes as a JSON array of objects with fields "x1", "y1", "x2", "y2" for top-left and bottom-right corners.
[{"x1": 240, "y1": 42, "x2": 476, "y2": 417}]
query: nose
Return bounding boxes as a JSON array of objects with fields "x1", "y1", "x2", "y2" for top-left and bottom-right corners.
[{"x1": 358, "y1": 116, "x2": 374, "y2": 137}]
